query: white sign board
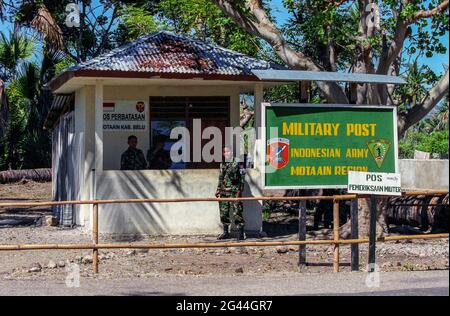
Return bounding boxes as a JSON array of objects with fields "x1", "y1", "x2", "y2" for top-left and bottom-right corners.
[
  {"x1": 348, "y1": 171, "x2": 402, "y2": 196},
  {"x1": 103, "y1": 100, "x2": 148, "y2": 132}
]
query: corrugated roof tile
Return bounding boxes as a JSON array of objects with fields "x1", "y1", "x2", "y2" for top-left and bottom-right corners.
[{"x1": 69, "y1": 31, "x2": 285, "y2": 76}]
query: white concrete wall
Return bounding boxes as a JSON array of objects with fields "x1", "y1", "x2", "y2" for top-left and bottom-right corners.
[
  {"x1": 96, "y1": 170, "x2": 220, "y2": 235},
  {"x1": 94, "y1": 169, "x2": 262, "y2": 235},
  {"x1": 399, "y1": 159, "x2": 449, "y2": 190}
]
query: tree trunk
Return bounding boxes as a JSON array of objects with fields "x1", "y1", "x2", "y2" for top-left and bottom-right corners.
[
  {"x1": 0, "y1": 168, "x2": 52, "y2": 184},
  {"x1": 387, "y1": 194, "x2": 449, "y2": 232},
  {"x1": 341, "y1": 197, "x2": 389, "y2": 239}
]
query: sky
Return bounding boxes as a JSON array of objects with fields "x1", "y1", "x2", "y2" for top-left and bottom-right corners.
[{"x1": 0, "y1": 0, "x2": 448, "y2": 75}]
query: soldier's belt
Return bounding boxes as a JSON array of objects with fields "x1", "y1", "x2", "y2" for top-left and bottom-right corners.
[{"x1": 219, "y1": 191, "x2": 238, "y2": 197}]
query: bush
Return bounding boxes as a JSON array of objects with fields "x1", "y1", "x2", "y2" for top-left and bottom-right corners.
[{"x1": 399, "y1": 130, "x2": 449, "y2": 159}]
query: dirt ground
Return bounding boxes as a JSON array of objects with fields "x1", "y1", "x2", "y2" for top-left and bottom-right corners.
[
  {"x1": 0, "y1": 181, "x2": 448, "y2": 281},
  {"x1": 0, "y1": 180, "x2": 52, "y2": 200}
]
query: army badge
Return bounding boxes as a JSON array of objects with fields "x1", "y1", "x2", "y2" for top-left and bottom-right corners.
[
  {"x1": 267, "y1": 138, "x2": 290, "y2": 169},
  {"x1": 136, "y1": 101, "x2": 145, "y2": 113},
  {"x1": 367, "y1": 139, "x2": 391, "y2": 169}
]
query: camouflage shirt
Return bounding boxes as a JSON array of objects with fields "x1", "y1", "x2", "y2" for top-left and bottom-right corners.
[
  {"x1": 120, "y1": 147, "x2": 147, "y2": 170},
  {"x1": 147, "y1": 147, "x2": 171, "y2": 170},
  {"x1": 217, "y1": 159, "x2": 245, "y2": 195}
]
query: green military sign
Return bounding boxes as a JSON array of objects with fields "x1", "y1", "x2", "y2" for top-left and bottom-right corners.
[{"x1": 263, "y1": 104, "x2": 398, "y2": 189}]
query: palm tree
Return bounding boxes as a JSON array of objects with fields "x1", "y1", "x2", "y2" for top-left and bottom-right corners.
[
  {"x1": 0, "y1": 28, "x2": 62, "y2": 169},
  {"x1": 14, "y1": 0, "x2": 64, "y2": 50},
  {"x1": 0, "y1": 79, "x2": 9, "y2": 161},
  {"x1": 0, "y1": 31, "x2": 34, "y2": 80},
  {"x1": 0, "y1": 31, "x2": 35, "y2": 169}
]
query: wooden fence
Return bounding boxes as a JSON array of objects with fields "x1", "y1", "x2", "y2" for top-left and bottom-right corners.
[{"x1": 0, "y1": 190, "x2": 448, "y2": 274}]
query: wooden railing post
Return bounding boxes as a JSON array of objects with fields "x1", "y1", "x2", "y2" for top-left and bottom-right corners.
[
  {"x1": 93, "y1": 203, "x2": 99, "y2": 274},
  {"x1": 351, "y1": 198, "x2": 359, "y2": 271},
  {"x1": 333, "y1": 198, "x2": 340, "y2": 273},
  {"x1": 368, "y1": 195, "x2": 377, "y2": 273},
  {"x1": 298, "y1": 200, "x2": 307, "y2": 270}
]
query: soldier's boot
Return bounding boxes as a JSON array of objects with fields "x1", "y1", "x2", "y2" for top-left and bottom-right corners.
[
  {"x1": 237, "y1": 226, "x2": 246, "y2": 241},
  {"x1": 217, "y1": 225, "x2": 230, "y2": 240}
]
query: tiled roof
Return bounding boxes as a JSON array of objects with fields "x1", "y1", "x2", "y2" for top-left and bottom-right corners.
[{"x1": 69, "y1": 31, "x2": 285, "y2": 76}]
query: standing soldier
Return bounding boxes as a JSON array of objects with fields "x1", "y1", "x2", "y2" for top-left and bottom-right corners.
[
  {"x1": 215, "y1": 146, "x2": 245, "y2": 240},
  {"x1": 120, "y1": 135, "x2": 147, "y2": 170},
  {"x1": 147, "y1": 134, "x2": 171, "y2": 169}
]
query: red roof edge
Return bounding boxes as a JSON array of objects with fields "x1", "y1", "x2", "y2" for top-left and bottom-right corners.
[{"x1": 49, "y1": 69, "x2": 260, "y2": 92}]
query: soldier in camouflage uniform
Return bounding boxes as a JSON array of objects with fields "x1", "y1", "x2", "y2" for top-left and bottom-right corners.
[
  {"x1": 215, "y1": 146, "x2": 245, "y2": 240},
  {"x1": 120, "y1": 135, "x2": 147, "y2": 170},
  {"x1": 147, "y1": 134, "x2": 172, "y2": 169}
]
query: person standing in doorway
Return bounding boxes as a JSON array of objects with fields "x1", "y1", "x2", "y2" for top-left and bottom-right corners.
[
  {"x1": 120, "y1": 135, "x2": 147, "y2": 170},
  {"x1": 215, "y1": 145, "x2": 246, "y2": 241}
]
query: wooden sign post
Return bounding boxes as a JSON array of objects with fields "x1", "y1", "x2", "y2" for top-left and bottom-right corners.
[
  {"x1": 368, "y1": 195, "x2": 377, "y2": 272},
  {"x1": 348, "y1": 171, "x2": 402, "y2": 273}
]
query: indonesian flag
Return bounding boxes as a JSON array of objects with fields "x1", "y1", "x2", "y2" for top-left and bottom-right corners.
[{"x1": 103, "y1": 102, "x2": 115, "y2": 112}]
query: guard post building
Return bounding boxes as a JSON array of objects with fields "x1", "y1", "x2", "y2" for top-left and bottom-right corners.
[{"x1": 45, "y1": 31, "x2": 284, "y2": 236}]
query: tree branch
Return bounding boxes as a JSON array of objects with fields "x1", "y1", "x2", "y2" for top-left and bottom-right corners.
[
  {"x1": 92, "y1": 6, "x2": 119, "y2": 57},
  {"x1": 376, "y1": 19, "x2": 409, "y2": 75},
  {"x1": 212, "y1": 0, "x2": 348, "y2": 103},
  {"x1": 410, "y1": 0, "x2": 449, "y2": 22},
  {"x1": 378, "y1": 0, "x2": 448, "y2": 75},
  {"x1": 240, "y1": 99, "x2": 254, "y2": 127},
  {"x1": 398, "y1": 69, "x2": 449, "y2": 137}
]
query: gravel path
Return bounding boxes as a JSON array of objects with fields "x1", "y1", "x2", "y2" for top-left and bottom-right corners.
[
  {"x1": 1, "y1": 181, "x2": 448, "y2": 282},
  {"x1": 0, "y1": 225, "x2": 448, "y2": 281}
]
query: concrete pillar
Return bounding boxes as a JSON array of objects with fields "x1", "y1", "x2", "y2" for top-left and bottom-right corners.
[
  {"x1": 241, "y1": 83, "x2": 264, "y2": 236},
  {"x1": 253, "y1": 83, "x2": 264, "y2": 176},
  {"x1": 93, "y1": 81, "x2": 103, "y2": 231},
  {"x1": 94, "y1": 80, "x2": 104, "y2": 177}
]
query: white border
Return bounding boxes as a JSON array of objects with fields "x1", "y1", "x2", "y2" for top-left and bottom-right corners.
[{"x1": 262, "y1": 103, "x2": 399, "y2": 190}]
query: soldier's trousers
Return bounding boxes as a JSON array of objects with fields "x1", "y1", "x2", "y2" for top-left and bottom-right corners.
[{"x1": 219, "y1": 194, "x2": 245, "y2": 229}]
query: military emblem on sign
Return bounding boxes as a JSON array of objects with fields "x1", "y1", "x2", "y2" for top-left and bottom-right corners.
[
  {"x1": 267, "y1": 138, "x2": 290, "y2": 169},
  {"x1": 367, "y1": 139, "x2": 391, "y2": 169},
  {"x1": 136, "y1": 101, "x2": 145, "y2": 113}
]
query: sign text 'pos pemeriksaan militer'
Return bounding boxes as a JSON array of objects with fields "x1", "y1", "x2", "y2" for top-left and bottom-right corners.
[
  {"x1": 347, "y1": 171, "x2": 402, "y2": 196},
  {"x1": 263, "y1": 104, "x2": 399, "y2": 189}
]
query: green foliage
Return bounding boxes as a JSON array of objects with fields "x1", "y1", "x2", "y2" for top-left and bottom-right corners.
[
  {"x1": 262, "y1": 208, "x2": 271, "y2": 221},
  {"x1": 157, "y1": 0, "x2": 259, "y2": 56},
  {"x1": 115, "y1": 4, "x2": 160, "y2": 45},
  {"x1": 282, "y1": 0, "x2": 359, "y2": 71},
  {"x1": 280, "y1": 0, "x2": 448, "y2": 104},
  {"x1": 399, "y1": 130, "x2": 449, "y2": 158},
  {"x1": 1, "y1": 83, "x2": 29, "y2": 169},
  {"x1": 264, "y1": 83, "x2": 299, "y2": 103},
  {"x1": 395, "y1": 62, "x2": 440, "y2": 114},
  {"x1": 54, "y1": 55, "x2": 76, "y2": 75},
  {"x1": 0, "y1": 32, "x2": 34, "y2": 80},
  {"x1": 399, "y1": 99, "x2": 449, "y2": 159},
  {"x1": 114, "y1": 0, "x2": 258, "y2": 55},
  {"x1": 0, "y1": 31, "x2": 51, "y2": 170},
  {"x1": 418, "y1": 130, "x2": 449, "y2": 156}
]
